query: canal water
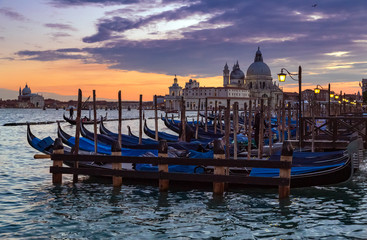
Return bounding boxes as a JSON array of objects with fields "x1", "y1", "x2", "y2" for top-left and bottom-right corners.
[{"x1": 0, "y1": 108, "x2": 366, "y2": 239}]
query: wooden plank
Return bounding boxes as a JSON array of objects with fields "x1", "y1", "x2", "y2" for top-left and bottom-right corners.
[
  {"x1": 49, "y1": 167, "x2": 289, "y2": 186},
  {"x1": 51, "y1": 154, "x2": 292, "y2": 169}
]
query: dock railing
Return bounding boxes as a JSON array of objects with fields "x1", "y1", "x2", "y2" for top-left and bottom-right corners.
[{"x1": 50, "y1": 139, "x2": 293, "y2": 199}]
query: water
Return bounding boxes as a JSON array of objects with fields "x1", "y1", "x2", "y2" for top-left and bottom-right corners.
[{"x1": 1, "y1": 108, "x2": 367, "y2": 239}]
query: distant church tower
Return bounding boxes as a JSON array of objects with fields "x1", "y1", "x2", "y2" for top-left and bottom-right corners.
[{"x1": 223, "y1": 63, "x2": 229, "y2": 87}]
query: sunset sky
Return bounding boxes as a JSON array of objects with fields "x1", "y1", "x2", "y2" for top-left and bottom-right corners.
[{"x1": 1, "y1": 0, "x2": 366, "y2": 100}]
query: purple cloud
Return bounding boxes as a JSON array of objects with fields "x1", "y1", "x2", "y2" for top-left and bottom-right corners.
[
  {"x1": 16, "y1": 0, "x2": 367, "y2": 87},
  {"x1": 45, "y1": 23, "x2": 76, "y2": 31},
  {"x1": 0, "y1": 8, "x2": 27, "y2": 21}
]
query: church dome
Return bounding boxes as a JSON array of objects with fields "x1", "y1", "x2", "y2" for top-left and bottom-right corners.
[
  {"x1": 22, "y1": 84, "x2": 31, "y2": 95},
  {"x1": 246, "y1": 47, "x2": 271, "y2": 76},
  {"x1": 230, "y1": 61, "x2": 245, "y2": 80}
]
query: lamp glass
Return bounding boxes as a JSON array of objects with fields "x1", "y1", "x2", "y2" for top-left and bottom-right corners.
[
  {"x1": 278, "y1": 73, "x2": 286, "y2": 82},
  {"x1": 314, "y1": 88, "x2": 321, "y2": 94},
  {"x1": 335, "y1": 95, "x2": 339, "y2": 99},
  {"x1": 330, "y1": 93, "x2": 334, "y2": 98}
]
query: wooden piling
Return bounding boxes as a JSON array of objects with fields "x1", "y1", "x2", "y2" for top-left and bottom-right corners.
[
  {"x1": 247, "y1": 100, "x2": 252, "y2": 160},
  {"x1": 282, "y1": 99, "x2": 286, "y2": 142},
  {"x1": 93, "y1": 90, "x2": 98, "y2": 154},
  {"x1": 233, "y1": 102, "x2": 238, "y2": 160},
  {"x1": 154, "y1": 95, "x2": 158, "y2": 141},
  {"x1": 180, "y1": 97, "x2": 186, "y2": 141},
  {"x1": 73, "y1": 89, "x2": 82, "y2": 183},
  {"x1": 205, "y1": 98, "x2": 208, "y2": 132},
  {"x1": 52, "y1": 138, "x2": 64, "y2": 185},
  {"x1": 213, "y1": 139, "x2": 225, "y2": 195},
  {"x1": 287, "y1": 102, "x2": 291, "y2": 140},
  {"x1": 158, "y1": 140, "x2": 169, "y2": 192},
  {"x1": 214, "y1": 100, "x2": 218, "y2": 134},
  {"x1": 139, "y1": 94, "x2": 143, "y2": 145},
  {"x1": 195, "y1": 99, "x2": 201, "y2": 139},
  {"x1": 118, "y1": 91, "x2": 122, "y2": 147},
  {"x1": 277, "y1": 104, "x2": 282, "y2": 142},
  {"x1": 267, "y1": 102, "x2": 272, "y2": 156},
  {"x1": 219, "y1": 107, "x2": 223, "y2": 134},
  {"x1": 258, "y1": 99, "x2": 264, "y2": 159},
  {"x1": 111, "y1": 141, "x2": 122, "y2": 187},
  {"x1": 225, "y1": 99, "x2": 231, "y2": 159},
  {"x1": 279, "y1": 141, "x2": 293, "y2": 199},
  {"x1": 244, "y1": 102, "x2": 248, "y2": 133}
]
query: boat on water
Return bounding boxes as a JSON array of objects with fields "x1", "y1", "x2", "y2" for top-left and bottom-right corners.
[
  {"x1": 27, "y1": 123, "x2": 356, "y2": 188},
  {"x1": 63, "y1": 113, "x2": 107, "y2": 125}
]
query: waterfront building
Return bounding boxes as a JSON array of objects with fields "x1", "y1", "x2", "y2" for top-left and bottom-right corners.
[
  {"x1": 164, "y1": 75, "x2": 183, "y2": 112},
  {"x1": 18, "y1": 84, "x2": 44, "y2": 108},
  {"x1": 362, "y1": 78, "x2": 367, "y2": 104},
  {"x1": 165, "y1": 48, "x2": 283, "y2": 111}
]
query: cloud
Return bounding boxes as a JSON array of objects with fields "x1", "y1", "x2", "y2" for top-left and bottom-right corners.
[
  {"x1": 17, "y1": 49, "x2": 88, "y2": 61},
  {"x1": 50, "y1": 0, "x2": 139, "y2": 7},
  {"x1": 0, "y1": 8, "x2": 27, "y2": 21},
  {"x1": 44, "y1": 23, "x2": 76, "y2": 31},
  {"x1": 51, "y1": 32, "x2": 72, "y2": 38},
  {"x1": 16, "y1": 0, "x2": 367, "y2": 86}
]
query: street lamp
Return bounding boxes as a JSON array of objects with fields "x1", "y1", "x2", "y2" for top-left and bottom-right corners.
[
  {"x1": 278, "y1": 66, "x2": 302, "y2": 149},
  {"x1": 314, "y1": 85, "x2": 323, "y2": 94}
]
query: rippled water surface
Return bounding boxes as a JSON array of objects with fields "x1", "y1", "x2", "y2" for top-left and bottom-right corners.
[{"x1": 1, "y1": 108, "x2": 367, "y2": 239}]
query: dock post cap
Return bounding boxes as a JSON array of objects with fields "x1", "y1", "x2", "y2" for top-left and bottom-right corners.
[
  {"x1": 53, "y1": 138, "x2": 64, "y2": 150},
  {"x1": 111, "y1": 140, "x2": 121, "y2": 152},
  {"x1": 158, "y1": 140, "x2": 168, "y2": 154},
  {"x1": 213, "y1": 139, "x2": 225, "y2": 155},
  {"x1": 281, "y1": 140, "x2": 294, "y2": 156}
]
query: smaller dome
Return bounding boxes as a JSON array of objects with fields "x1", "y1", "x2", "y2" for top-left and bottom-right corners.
[
  {"x1": 230, "y1": 61, "x2": 245, "y2": 80},
  {"x1": 22, "y1": 84, "x2": 31, "y2": 95}
]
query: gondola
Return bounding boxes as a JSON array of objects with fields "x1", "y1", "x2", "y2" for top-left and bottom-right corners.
[
  {"x1": 58, "y1": 122, "x2": 158, "y2": 155},
  {"x1": 162, "y1": 115, "x2": 224, "y2": 140},
  {"x1": 144, "y1": 120, "x2": 179, "y2": 142},
  {"x1": 98, "y1": 119, "x2": 212, "y2": 152},
  {"x1": 28, "y1": 123, "x2": 355, "y2": 188},
  {"x1": 63, "y1": 113, "x2": 107, "y2": 125}
]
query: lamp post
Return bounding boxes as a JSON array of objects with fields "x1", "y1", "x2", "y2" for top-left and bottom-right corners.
[
  {"x1": 278, "y1": 66, "x2": 302, "y2": 149},
  {"x1": 314, "y1": 84, "x2": 324, "y2": 116}
]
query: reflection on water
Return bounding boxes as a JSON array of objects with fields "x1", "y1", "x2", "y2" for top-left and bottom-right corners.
[{"x1": 0, "y1": 109, "x2": 367, "y2": 238}]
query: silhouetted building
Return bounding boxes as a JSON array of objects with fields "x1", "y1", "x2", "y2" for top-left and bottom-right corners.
[{"x1": 18, "y1": 84, "x2": 44, "y2": 108}]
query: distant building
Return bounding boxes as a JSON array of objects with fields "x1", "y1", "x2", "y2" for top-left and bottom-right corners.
[
  {"x1": 18, "y1": 84, "x2": 44, "y2": 108},
  {"x1": 165, "y1": 48, "x2": 283, "y2": 111},
  {"x1": 362, "y1": 78, "x2": 367, "y2": 104},
  {"x1": 165, "y1": 75, "x2": 183, "y2": 112}
]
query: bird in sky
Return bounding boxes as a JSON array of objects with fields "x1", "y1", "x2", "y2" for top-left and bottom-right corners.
[{"x1": 312, "y1": 4, "x2": 317, "y2": 7}]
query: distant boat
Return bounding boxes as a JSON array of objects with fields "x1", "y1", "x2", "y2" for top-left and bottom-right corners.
[{"x1": 63, "y1": 113, "x2": 107, "y2": 125}]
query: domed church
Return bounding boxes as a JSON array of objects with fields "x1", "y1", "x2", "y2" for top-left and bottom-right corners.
[
  {"x1": 166, "y1": 48, "x2": 283, "y2": 111},
  {"x1": 18, "y1": 84, "x2": 45, "y2": 108},
  {"x1": 244, "y1": 47, "x2": 283, "y2": 107}
]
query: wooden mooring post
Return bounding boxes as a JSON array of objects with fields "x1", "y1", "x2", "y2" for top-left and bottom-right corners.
[
  {"x1": 52, "y1": 138, "x2": 64, "y2": 185},
  {"x1": 93, "y1": 90, "x2": 98, "y2": 154},
  {"x1": 73, "y1": 89, "x2": 82, "y2": 183},
  {"x1": 118, "y1": 91, "x2": 122, "y2": 147},
  {"x1": 279, "y1": 141, "x2": 293, "y2": 199},
  {"x1": 112, "y1": 141, "x2": 122, "y2": 187},
  {"x1": 213, "y1": 139, "x2": 226, "y2": 195},
  {"x1": 247, "y1": 99, "x2": 253, "y2": 160},
  {"x1": 158, "y1": 140, "x2": 169, "y2": 192},
  {"x1": 154, "y1": 95, "x2": 158, "y2": 141},
  {"x1": 139, "y1": 94, "x2": 143, "y2": 145}
]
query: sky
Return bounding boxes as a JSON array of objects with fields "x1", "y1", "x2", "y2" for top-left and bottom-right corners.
[{"x1": 0, "y1": 0, "x2": 366, "y2": 101}]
